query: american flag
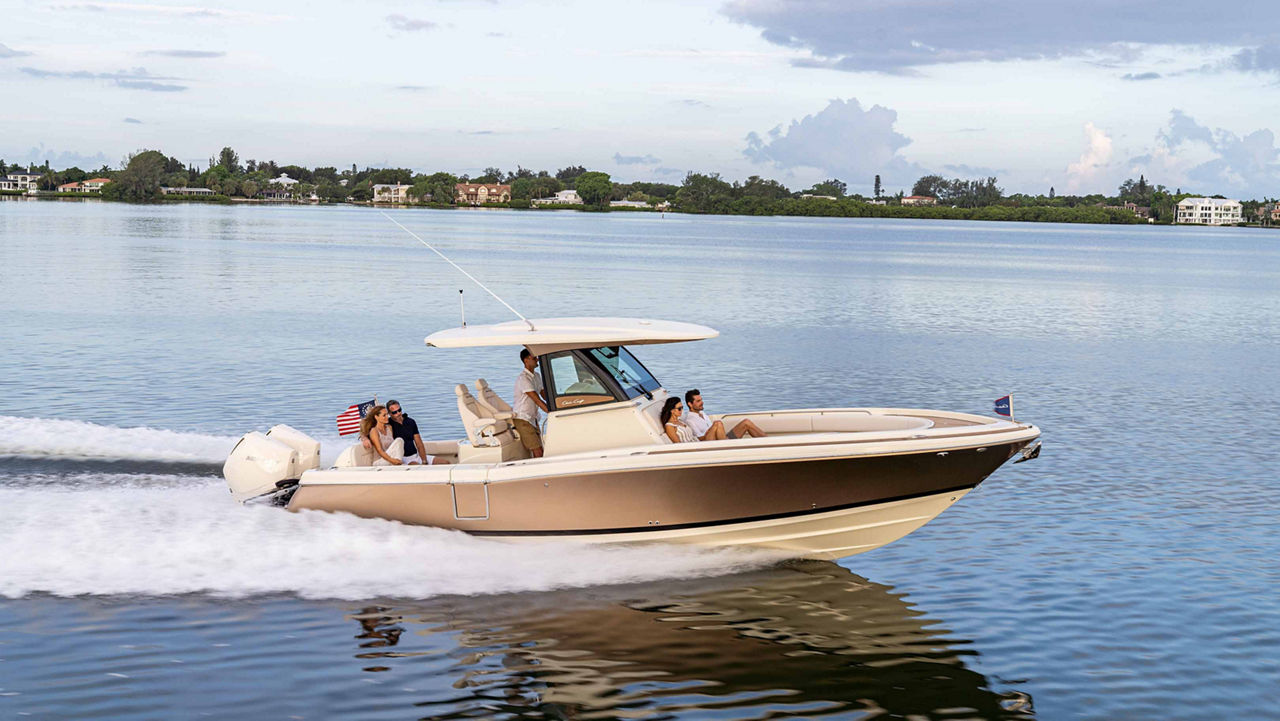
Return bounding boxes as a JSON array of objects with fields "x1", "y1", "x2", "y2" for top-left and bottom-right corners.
[{"x1": 336, "y1": 399, "x2": 376, "y2": 436}]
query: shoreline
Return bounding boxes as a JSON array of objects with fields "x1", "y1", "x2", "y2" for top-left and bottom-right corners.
[{"x1": 2, "y1": 193, "x2": 1268, "y2": 228}]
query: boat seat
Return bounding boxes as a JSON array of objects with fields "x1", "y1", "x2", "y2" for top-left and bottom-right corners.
[
  {"x1": 334, "y1": 442, "x2": 374, "y2": 468},
  {"x1": 474, "y1": 378, "x2": 514, "y2": 419},
  {"x1": 455, "y1": 384, "x2": 527, "y2": 462},
  {"x1": 333, "y1": 438, "x2": 404, "y2": 467}
]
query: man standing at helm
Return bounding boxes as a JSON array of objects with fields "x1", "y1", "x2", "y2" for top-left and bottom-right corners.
[{"x1": 513, "y1": 348, "x2": 548, "y2": 457}]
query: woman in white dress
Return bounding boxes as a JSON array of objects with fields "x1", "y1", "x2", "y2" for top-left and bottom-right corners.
[
  {"x1": 660, "y1": 397, "x2": 697, "y2": 444},
  {"x1": 359, "y1": 405, "x2": 404, "y2": 465}
]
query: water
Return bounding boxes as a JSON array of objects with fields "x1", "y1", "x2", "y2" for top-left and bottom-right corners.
[{"x1": 1, "y1": 200, "x2": 1277, "y2": 719}]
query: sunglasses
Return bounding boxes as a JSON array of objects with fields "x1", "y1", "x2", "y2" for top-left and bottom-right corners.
[{"x1": 390, "y1": 409, "x2": 404, "y2": 415}]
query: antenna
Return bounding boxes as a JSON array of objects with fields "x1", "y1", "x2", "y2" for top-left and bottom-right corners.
[{"x1": 380, "y1": 211, "x2": 535, "y2": 331}]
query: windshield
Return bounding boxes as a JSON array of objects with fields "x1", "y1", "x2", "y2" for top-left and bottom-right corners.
[{"x1": 585, "y1": 346, "x2": 661, "y2": 399}]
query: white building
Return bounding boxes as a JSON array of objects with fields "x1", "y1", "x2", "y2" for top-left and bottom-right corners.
[
  {"x1": 609, "y1": 199, "x2": 649, "y2": 208},
  {"x1": 372, "y1": 183, "x2": 413, "y2": 203},
  {"x1": 901, "y1": 195, "x2": 938, "y2": 206},
  {"x1": 533, "y1": 189, "x2": 582, "y2": 205},
  {"x1": 1175, "y1": 197, "x2": 1242, "y2": 225},
  {"x1": 3, "y1": 171, "x2": 41, "y2": 190},
  {"x1": 260, "y1": 174, "x2": 301, "y2": 201}
]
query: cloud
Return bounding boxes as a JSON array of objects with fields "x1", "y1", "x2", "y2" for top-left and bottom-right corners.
[
  {"x1": 486, "y1": 32, "x2": 507, "y2": 38},
  {"x1": 49, "y1": 3, "x2": 287, "y2": 22},
  {"x1": 141, "y1": 49, "x2": 225, "y2": 58},
  {"x1": 20, "y1": 66, "x2": 186, "y2": 91},
  {"x1": 744, "y1": 97, "x2": 925, "y2": 186},
  {"x1": 1227, "y1": 44, "x2": 1280, "y2": 73},
  {"x1": 116, "y1": 79, "x2": 183, "y2": 91},
  {"x1": 0, "y1": 43, "x2": 33, "y2": 58},
  {"x1": 1065, "y1": 122, "x2": 1114, "y2": 192},
  {"x1": 613, "y1": 153, "x2": 661, "y2": 165},
  {"x1": 722, "y1": 0, "x2": 1280, "y2": 75},
  {"x1": 123, "y1": 117, "x2": 143, "y2": 124},
  {"x1": 386, "y1": 14, "x2": 437, "y2": 32},
  {"x1": 652, "y1": 167, "x2": 685, "y2": 178},
  {"x1": 17, "y1": 144, "x2": 111, "y2": 170},
  {"x1": 395, "y1": 85, "x2": 434, "y2": 92},
  {"x1": 943, "y1": 163, "x2": 1001, "y2": 177},
  {"x1": 1122, "y1": 71, "x2": 1161, "y2": 81},
  {"x1": 1126, "y1": 110, "x2": 1280, "y2": 196},
  {"x1": 677, "y1": 98, "x2": 710, "y2": 109}
]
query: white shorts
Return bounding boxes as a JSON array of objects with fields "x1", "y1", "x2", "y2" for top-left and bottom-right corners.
[{"x1": 403, "y1": 453, "x2": 435, "y2": 465}]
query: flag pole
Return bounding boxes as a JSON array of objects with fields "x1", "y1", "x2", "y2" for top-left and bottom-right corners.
[{"x1": 1009, "y1": 393, "x2": 1015, "y2": 423}]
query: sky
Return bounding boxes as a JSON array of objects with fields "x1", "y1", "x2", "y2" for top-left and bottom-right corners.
[{"x1": 4, "y1": 0, "x2": 1280, "y2": 197}]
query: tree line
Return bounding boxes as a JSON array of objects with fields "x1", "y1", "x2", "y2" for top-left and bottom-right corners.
[{"x1": 5, "y1": 149, "x2": 1260, "y2": 225}]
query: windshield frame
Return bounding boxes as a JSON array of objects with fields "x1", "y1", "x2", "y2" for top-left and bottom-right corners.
[
  {"x1": 540, "y1": 345, "x2": 664, "y2": 413},
  {"x1": 583, "y1": 345, "x2": 662, "y2": 400}
]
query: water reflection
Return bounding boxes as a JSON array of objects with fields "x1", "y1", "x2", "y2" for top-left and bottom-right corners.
[{"x1": 350, "y1": 562, "x2": 1034, "y2": 720}]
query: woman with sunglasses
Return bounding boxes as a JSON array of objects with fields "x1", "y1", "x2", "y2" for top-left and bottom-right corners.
[
  {"x1": 359, "y1": 405, "x2": 404, "y2": 466},
  {"x1": 660, "y1": 397, "x2": 697, "y2": 444}
]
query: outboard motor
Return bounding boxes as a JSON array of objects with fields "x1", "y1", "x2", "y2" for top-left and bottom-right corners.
[{"x1": 223, "y1": 425, "x2": 321, "y2": 502}]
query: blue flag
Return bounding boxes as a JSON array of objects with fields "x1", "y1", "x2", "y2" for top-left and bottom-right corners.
[{"x1": 993, "y1": 395, "x2": 1012, "y2": 417}]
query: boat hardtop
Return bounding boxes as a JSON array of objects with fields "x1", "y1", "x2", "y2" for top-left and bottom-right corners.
[{"x1": 425, "y1": 316, "x2": 718, "y2": 354}]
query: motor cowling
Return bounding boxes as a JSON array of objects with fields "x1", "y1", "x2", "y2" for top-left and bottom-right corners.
[
  {"x1": 224, "y1": 429, "x2": 309, "y2": 502},
  {"x1": 265, "y1": 424, "x2": 321, "y2": 474}
]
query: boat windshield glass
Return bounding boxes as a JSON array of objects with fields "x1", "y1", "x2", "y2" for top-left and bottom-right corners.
[
  {"x1": 585, "y1": 346, "x2": 661, "y2": 399},
  {"x1": 546, "y1": 352, "x2": 618, "y2": 410}
]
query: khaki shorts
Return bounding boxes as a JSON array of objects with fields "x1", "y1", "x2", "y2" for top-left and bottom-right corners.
[{"x1": 512, "y1": 418, "x2": 543, "y2": 451}]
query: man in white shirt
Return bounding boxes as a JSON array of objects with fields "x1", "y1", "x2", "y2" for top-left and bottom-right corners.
[
  {"x1": 513, "y1": 348, "x2": 548, "y2": 457},
  {"x1": 683, "y1": 389, "x2": 766, "y2": 441}
]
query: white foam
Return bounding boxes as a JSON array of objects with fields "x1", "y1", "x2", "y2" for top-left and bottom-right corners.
[
  {"x1": 0, "y1": 416, "x2": 237, "y2": 463},
  {"x1": 0, "y1": 480, "x2": 782, "y2": 600}
]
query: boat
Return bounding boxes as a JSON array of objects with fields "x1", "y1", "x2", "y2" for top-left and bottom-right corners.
[{"x1": 223, "y1": 317, "x2": 1041, "y2": 560}]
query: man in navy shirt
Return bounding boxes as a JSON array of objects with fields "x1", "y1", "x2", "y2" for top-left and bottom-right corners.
[{"x1": 387, "y1": 400, "x2": 437, "y2": 465}]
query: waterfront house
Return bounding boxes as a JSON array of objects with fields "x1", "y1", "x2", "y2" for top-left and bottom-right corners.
[
  {"x1": 160, "y1": 187, "x2": 216, "y2": 196},
  {"x1": 901, "y1": 195, "x2": 938, "y2": 206},
  {"x1": 800, "y1": 193, "x2": 837, "y2": 201},
  {"x1": 1102, "y1": 201, "x2": 1152, "y2": 219},
  {"x1": 1122, "y1": 201, "x2": 1150, "y2": 219},
  {"x1": 81, "y1": 178, "x2": 111, "y2": 192},
  {"x1": 372, "y1": 183, "x2": 414, "y2": 203},
  {"x1": 1175, "y1": 197, "x2": 1242, "y2": 225},
  {"x1": 1255, "y1": 203, "x2": 1280, "y2": 225},
  {"x1": 5, "y1": 171, "x2": 41, "y2": 190},
  {"x1": 455, "y1": 183, "x2": 511, "y2": 205},
  {"x1": 58, "y1": 181, "x2": 83, "y2": 192},
  {"x1": 609, "y1": 199, "x2": 649, "y2": 208},
  {"x1": 259, "y1": 174, "x2": 299, "y2": 201},
  {"x1": 532, "y1": 189, "x2": 582, "y2": 205}
]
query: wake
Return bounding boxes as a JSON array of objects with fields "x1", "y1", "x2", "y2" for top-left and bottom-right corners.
[
  {"x1": 0, "y1": 478, "x2": 782, "y2": 601},
  {"x1": 0, "y1": 415, "x2": 238, "y2": 463}
]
